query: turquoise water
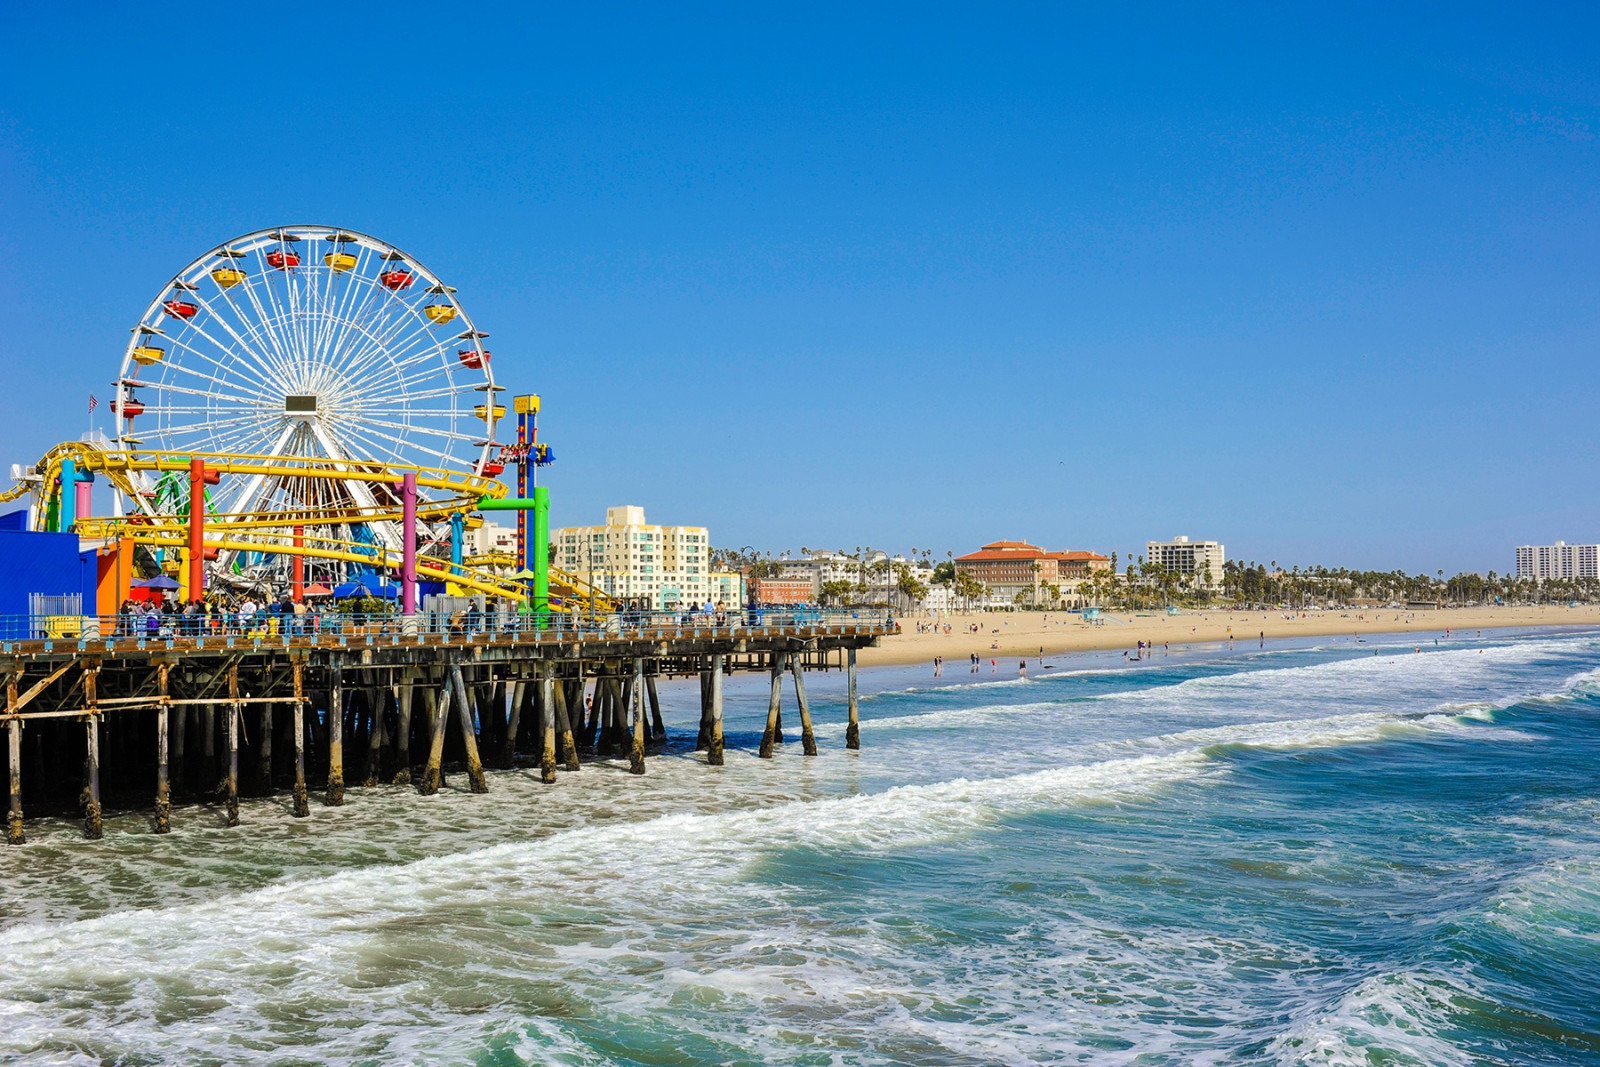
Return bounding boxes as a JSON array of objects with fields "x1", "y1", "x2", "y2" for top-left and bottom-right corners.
[{"x1": 1, "y1": 630, "x2": 1598, "y2": 1064}]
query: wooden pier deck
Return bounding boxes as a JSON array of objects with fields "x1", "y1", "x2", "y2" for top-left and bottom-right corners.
[{"x1": 0, "y1": 615, "x2": 898, "y2": 843}]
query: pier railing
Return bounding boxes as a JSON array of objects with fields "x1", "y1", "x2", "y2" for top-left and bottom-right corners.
[{"x1": 0, "y1": 607, "x2": 898, "y2": 652}]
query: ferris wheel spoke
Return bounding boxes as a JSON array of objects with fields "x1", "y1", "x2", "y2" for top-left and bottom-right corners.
[
  {"x1": 175, "y1": 294, "x2": 295, "y2": 393},
  {"x1": 249, "y1": 245, "x2": 302, "y2": 366},
  {"x1": 234, "y1": 265, "x2": 300, "y2": 377},
  {"x1": 334, "y1": 419, "x2": 481, "y2": 469},
  {"x1": 328, "y1": 286, "x2": 438, "y2": 376},
  {"x1": 214, "y1": 275, "x2": 297, "y2": 384},
  {"x1": 335, "y1": 307, "x2": 444, "y2": 383},
  {"x1": 142, "y1": 346, "x2": 279, "y2": 405}
]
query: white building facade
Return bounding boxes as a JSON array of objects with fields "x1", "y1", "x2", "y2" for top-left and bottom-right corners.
[
  {"x1": 553, "y1": 505, "x2": 712, "y2": 610},
  {"x1": 1516, "y1": 542, "x2": 1600, "y2": 581},
  {"x1": 1146, "y1": 536, "x2": 1226, "y2": 590}
]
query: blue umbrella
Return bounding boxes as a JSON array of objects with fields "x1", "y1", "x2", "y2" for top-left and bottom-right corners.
[{"x1": 137, "y1": 575, "x2": 180, "y2": 590}]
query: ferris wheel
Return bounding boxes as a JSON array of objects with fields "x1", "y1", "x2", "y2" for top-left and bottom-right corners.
[{"x1": 111, "y1": 225, "x2": 503, "y2": 581}]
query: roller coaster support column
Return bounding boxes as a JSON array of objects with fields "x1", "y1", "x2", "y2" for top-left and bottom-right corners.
[
  {"x1": 450, "y1": 511, "x2": 465, "y2": 592},
  {"x1": 401, "y1": 471, "x2": 418, "y2": 618},
  {"x1": 533, "y1": 486, "x2": 550, "y2": 618},
  {"x1": 58, "y1": 459, "x2": 78, "y2": 532},
  {"x1": 74, "y1": 471, "x2": 92, "y2": 528},
  {"x1": 188, "y1": 458, "x2": 206, "y2": 603},
  {"x1": 292, "y1": 527, "x2": 305, "y2": 603}
]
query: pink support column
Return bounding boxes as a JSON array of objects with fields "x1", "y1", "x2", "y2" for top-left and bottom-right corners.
[
  {"x1": 188, "y1": 458, "x2": 205, "y2": 604},
  {"x1": 74, "y1": 478, "x2": 92, "y2": 525},
  {"x1": 401, "y1": 471, "x2": 418, "y2": 616}
]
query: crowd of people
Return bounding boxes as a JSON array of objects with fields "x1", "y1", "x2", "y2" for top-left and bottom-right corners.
[
  {"x1": 114, "y1": 595, "x2": 318, "y2": 639},
  {"x1": 102, "y1": 592, "x2": 873, "y2": 642}
]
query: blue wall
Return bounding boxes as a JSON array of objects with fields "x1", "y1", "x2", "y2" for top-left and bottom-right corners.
[{"x1": 0, "y1": 512, "x2": 99, "y2": 626}]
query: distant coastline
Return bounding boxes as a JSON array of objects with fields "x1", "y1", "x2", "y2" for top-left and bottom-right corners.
[{"x1": 860, "y1": 605, "x2": 1600, "y2": 668}]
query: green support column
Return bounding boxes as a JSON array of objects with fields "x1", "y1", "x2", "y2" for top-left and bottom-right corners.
[{"x1": 533, "y1": 486, "x2": 550, "y2": 623}]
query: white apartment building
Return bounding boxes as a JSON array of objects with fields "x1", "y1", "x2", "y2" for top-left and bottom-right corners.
[
  {"x1": 467, "y1": 521, "x2": 517, "y2": 558},
  {"x1": 1146, "y1": 536, "x2": 1226, "y2": 590},
  {"x1": 708, "y1": 570, "x2": 746, "y2": 609},
  {"x1": 553, "y1": 505, "x2": 711, "y2": 610},
  {"x1": 1516, "y1": 542, "x2": 1600, "y2": 581}
]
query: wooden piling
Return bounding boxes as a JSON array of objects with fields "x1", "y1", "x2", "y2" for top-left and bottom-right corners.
[
  {"x1": 363, "y1": 686, "x2": 385, "y2": 787},
  {"x1": 696, "y1": 671, "x2": 711, "y2": 751},
  {"x1": 504, "y1": 675, "x2": 525, "y2": 768},
  {"x1": 554, "y1": 678, "x2": 580, "y2": 772},
  {"x1": 846, "y1": 648, "x2": 861, "y2": 750},
  {"x1": 708, "y1": 653, "x2": 725, "y2": 766},
  {"x1": 393, "y1": 670, "x2": 415, "y2": 785},
  {"x1": 201, "y1": 699, "x2": 216, "y2": 787},
  {"x1": 7, "y1": 672, "x2": 23, "y2": 845},
  {"x1": 790, "y1": 656, "x2": 817, "y2": 756},
  {"x1": 154, "y1": 662, "x2": 171, "y2": 834},
  {"x1": 225, "y1": 664, "x2": 240, "y2": 827},
  {"x1": 759, "y1": 653, "x2": 784, "y2": 759},
  {"x1": 646, "y1": 673, "x2": 665, "y2": 741},
  {"x1": 291, "y1": 659, "x2": 309, "y2": 817},
  {"x1": 629, "y1": 658, "x2": 646, "y2": 775},
  {"x1": 539, "y1": 669, "x2": 557, "y2": 784},
  {"x1": 419, "y1": 672, "x2": 451, "y2": 796},
  {"x1": 259, "y1": 701, "x2": 274, "y2": 794},
  {"x1": 83, "y1": 666, "x2": 102, "y2": 840},
  {"x1": 326, "y1": 662, "x2": 345, "y2": 806},
  {"x1": 171, "y1": 705, "x2": 187, "y2": 799},
  {"x1": 450, "y1": 664, "x2": 488, "y2": 793}
]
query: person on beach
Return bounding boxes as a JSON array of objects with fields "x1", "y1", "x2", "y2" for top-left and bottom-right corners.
[{"x1": 1019, "y1": 660, "x2": 1027, "y2": 675}]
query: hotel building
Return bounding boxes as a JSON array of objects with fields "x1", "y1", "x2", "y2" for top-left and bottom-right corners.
[
  {"x1": 553, "y1": 506, "x2": 712, "y2": 610},
  {"x1": 1145, "y1": 536, "x2": 1226, "y2": 590},
  {"x1": 1515, "y1": 542, "x2": 1600, "y2": 581},
  {"x1": 954, "y1": 541, "x2": 1111, "y2": 602}
]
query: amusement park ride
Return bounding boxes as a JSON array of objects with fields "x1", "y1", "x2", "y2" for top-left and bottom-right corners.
[{"x1": 0, "y1": 225, "x2": 611, "y2": 620}]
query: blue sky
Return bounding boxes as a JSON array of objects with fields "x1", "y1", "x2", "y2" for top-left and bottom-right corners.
[{"x1": 2, "y1": 3, "x2": 1596, "y2": 574}]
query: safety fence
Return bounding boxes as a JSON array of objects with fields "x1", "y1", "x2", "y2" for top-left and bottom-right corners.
[{"x1": 0, "y1": 607, "x2": 896, "y2": 649}]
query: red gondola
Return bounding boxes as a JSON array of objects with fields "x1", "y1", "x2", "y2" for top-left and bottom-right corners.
[
  {"x1": 163, "y1": 299, "x2": 199, "y2": 320},
  {"x1": 380, "y1": 270, "x2": 414, "y2": 291},
  {"x1": 266, "y1": 249, "x2": 300, "y2": 270},
  {"x1": 111, "y1": 398, "x2": 145, "y2": 417},
  {"x1": 479, "y1": 461, "x2": 505, "y2": 477},
  {"x1": 458, "y1": 348, "x2": 490, "y2": 369}
]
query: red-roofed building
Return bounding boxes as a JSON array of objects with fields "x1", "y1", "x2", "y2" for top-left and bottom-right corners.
[{"x1": 954, "y1": 541, "x2": 1110, "y2": 603}]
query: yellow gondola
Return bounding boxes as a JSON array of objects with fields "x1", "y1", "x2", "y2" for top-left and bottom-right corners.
[
  {"x1": 473, "y1": 404, "x2": 506, "y2": 421},
  {"x1": 324, "y1": 251, "x2": 358, "y2": 272},
  {"x1": 211, "y1": 267, "x2": 246, "y2": 288},
  {"x1": 424, "y1": 304, "x2": 458, "y2": 325},
  {"x1": 131, "y1": 345, "x2": 166, "y2": 365}
]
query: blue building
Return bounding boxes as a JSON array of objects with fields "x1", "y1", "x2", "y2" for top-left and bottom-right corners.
[{"x1": 0, "y1": 510, "x2": 100, "y2": 638}]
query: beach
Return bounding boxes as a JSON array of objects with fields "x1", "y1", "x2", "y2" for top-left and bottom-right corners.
[{"x1": 862, "y1": 603, "x2": 1600, "y2": 667}]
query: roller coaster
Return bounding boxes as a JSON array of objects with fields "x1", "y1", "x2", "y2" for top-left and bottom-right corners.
[{"x1": 1, "y1": 225, "x2": 612, "y2": 614}]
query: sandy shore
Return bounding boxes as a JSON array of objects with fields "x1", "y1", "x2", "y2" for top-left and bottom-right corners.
[{"x1": 859, "y1": 605, "x2": 1600, "y2": 668}]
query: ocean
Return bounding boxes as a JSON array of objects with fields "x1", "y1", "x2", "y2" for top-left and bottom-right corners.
[{"x1": 1, "y1": 629, "x2": 1598, "y2": 1065}]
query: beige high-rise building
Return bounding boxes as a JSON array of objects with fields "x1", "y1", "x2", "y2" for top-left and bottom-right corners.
[
  {"x1": 1145, "y1": 536, "x2": 1226, "y2": 590},
  {"x1": 553, "y1": 505, "x2": 712, "y2": 610}
]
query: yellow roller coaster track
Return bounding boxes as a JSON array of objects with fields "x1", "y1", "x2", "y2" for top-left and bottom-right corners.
[{"x1": 3, "y1": 443, "x2": 615, "y2": 610}]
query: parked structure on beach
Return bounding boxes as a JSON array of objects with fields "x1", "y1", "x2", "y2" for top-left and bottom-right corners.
[
  {"x1": 1145, "y1": 536, "x2": 1226, "y2": 591},
  {"x1": 553, "y1": 506, "x2": 712, "y2": 611},
  {"x1": 1516, "y1": 541, "x2": 1600, "y2": 581}
]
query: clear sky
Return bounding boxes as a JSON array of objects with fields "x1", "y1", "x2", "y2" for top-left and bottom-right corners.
[{"x1": 2, "y1": 4, "x2": 1596, "y2": 575}]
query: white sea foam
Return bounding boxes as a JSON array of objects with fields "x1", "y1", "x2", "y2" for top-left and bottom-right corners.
[{"x1": 1269, "y1": 970, "x2": 1480, "y2": 1067}]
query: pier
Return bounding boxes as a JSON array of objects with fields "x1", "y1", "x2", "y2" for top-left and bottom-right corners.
[{"x1": 0, "y1": 611, "x2": 894, "y2": 843}]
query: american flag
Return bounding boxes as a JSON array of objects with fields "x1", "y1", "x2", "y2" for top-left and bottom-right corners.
[{"x1": 88, "y1": 394, "x2": 98, "y2": 413}]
